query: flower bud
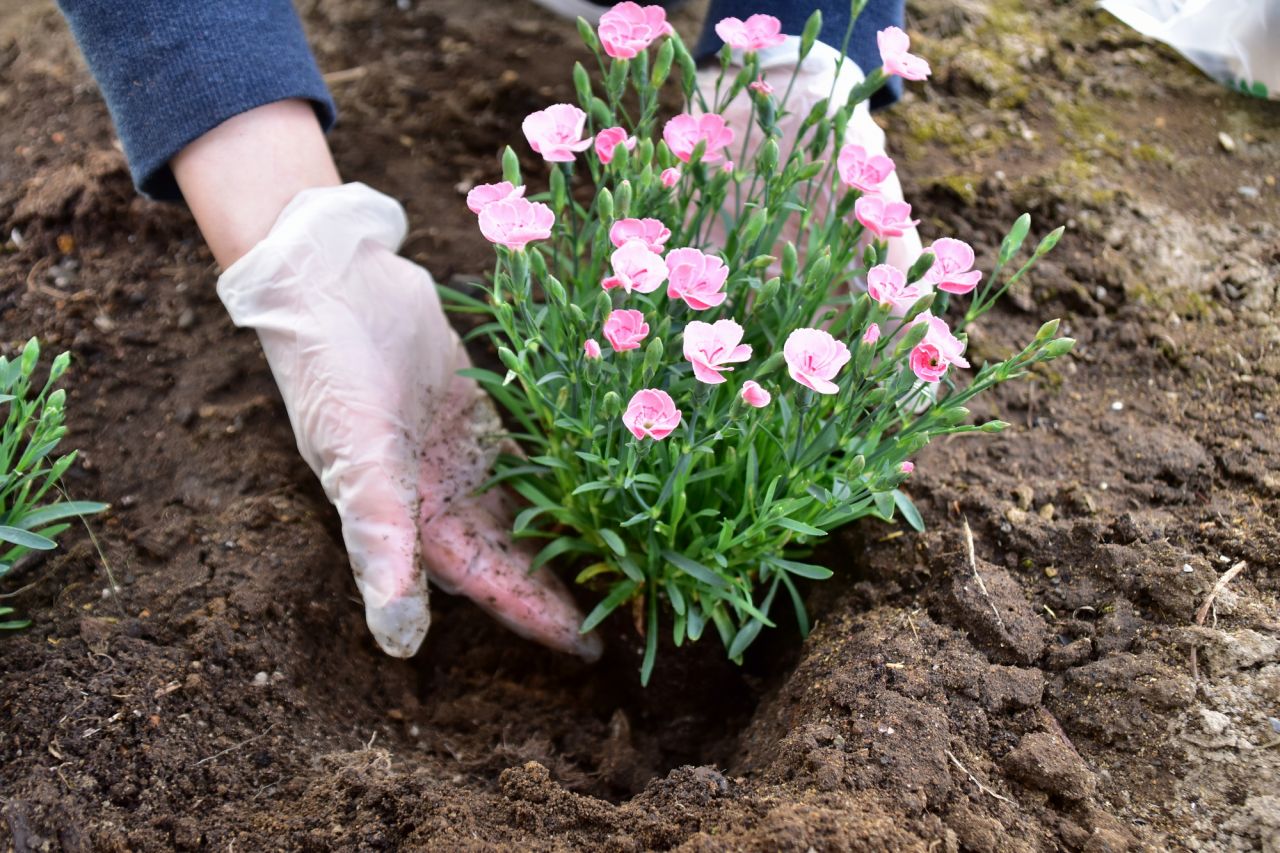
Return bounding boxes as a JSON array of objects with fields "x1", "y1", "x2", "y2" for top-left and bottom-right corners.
[
  {"x1": 980, "y1": 420, "x2": 1011, "y2": 433},
  {"x1": 20, "y1": 337, "x2": 39, "y2": 377},
  {"x1": 502, "y1": 146, "x2": 521, "y2": 186},
  {"x1": 804, "y1": 252, "x2": 831, "y2": 289},
  {"x1": 569, "y1": 303, "x2": 588, "y2": 326},
  {"x1": 576, "y1": 16, "x2": 599, "y2": 52},
  {"x1": 794, "y1": 160, "x2": 826, "y2": 181},
  {"x1": 1041, "y1": 337, "x2": 1076, "y2": 359},
  {"x1": 48, "y1": 351, "x2": 71, "y2": 384},
  {"x1": 595, "y1": 290, "x2": 613, "y2": 320},
  {"x1": 673, "y1": 37, "x2": 697, "y2": 97},
  {"x1": 495, "y1": 301, "x2": 515, "y2": 328},
  {"x1": 939, "y1": 406, "x2": 970, "y2": 425},
  {"x1": 573, "y1": 62, "x2": 592, "y2": 107},
  {"x1": 650, "y1": 38, "x2": 674, "y2": 88},
  {"x1": 498, "y1": 346, "x2": 522, "y2": 374},
  {"x1": 756, "y1": 138, "x2": 779, "y2": 176},
  {"x1": 998, "y1": 213, "x2": 1031, "y2": 264},
  {"x1": 748, "y1": 254, "x2": 776, "y2": 270},
  {"x1": 601, "y1": 390, "x2": 622, "y2": 418},
  {"x1": 905, "y1": 251, "x2": 936, "y2": 284},
  {"x1": 590, "y1": 97, "x2": 613, "y2": 127},
  {"x1": 642, "y1": 337, "x2": 663, "y2": 380},
  {"x1": 615, "y1": 180, "x2": 632, "y2": 217},
  {"x1": 894, "y1": 321, "x2": 930, "y2": 356},
  {"x1": 758, "y1": 276, "x2": 780, "y2": 304},
  {"x1": 597, "y1": 187, "x2": 614, "y2": 222},
  {"x1": 543, "y1": 275, "x2": 567, "y2": 306},
  {"x1": 755, "y1": 350, "x2": 785, "y2": 377},
  {"x1": 46, "y1": 388, "x2": 66, "y2": 411},
  {"x1": 740, "y1": 207, "x2": 769, "y2": 248},
  {"x1": 1034, "y1": 318, "x2": 1060, "y2": 342},
  {"x1": 846, "y1": 454, "x2": 866, "y2": 478},
  {"x1": 781, "y1": 242, "x2": 798, "y2": 281},
  {"x1": 550, "y1": 165, "x2": 568, "y2": 211},
  {"x1": 799, "y1": 9, "x2": 823, "y2": 59},
  {"x1": 903, "y1": 292, "x2": 935, "y2": 322},
  {"x1": 529, "y1": 247, "x2": 548, "y2": 280},
  {"x1": 1035, "y1": 225, "x2": 1065, "y2": 257}
]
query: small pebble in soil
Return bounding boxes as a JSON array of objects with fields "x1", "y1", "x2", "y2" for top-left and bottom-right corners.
[
  {"x1": 1183, "y1": 564, "x2": 1194, "y2": 573},
  {"x1": 252, "y1": 671, "x2": 269, "y2": 687},
  {"x1": 1218, "y1": 131, "x2": 1236, "y2": 152},
  {"x1": 1110, "y1": 400, "x2": 1124, "y2": 411},
  {"x1": 1238, "y1": 186, "x2": 1259, "y2": 199},
  {"x1": 1270, "y1": 717, "x2": 1280, "y2": 734}
]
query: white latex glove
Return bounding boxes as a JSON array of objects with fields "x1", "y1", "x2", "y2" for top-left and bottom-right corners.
[
  {"x1": 703, "y1": 37, "x2": 923, "y2": 275},
  {"x1": 216, "y1": 182, "x2": 602, "y2": 661}
]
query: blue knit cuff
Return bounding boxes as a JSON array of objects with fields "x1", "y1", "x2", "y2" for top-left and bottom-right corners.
[
  {"x1": 694, "y1": 0, "x2": 904, "y2": 109},
  {"x1": 58, "y1": 0, "x2": 337, "y2": 202}
]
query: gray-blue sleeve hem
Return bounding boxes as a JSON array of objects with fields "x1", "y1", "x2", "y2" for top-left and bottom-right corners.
[{"x1": 57, "y1": 0, "x2": 337, "y2": 202}]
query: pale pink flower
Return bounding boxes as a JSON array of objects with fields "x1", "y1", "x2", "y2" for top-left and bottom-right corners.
[
  {"x1": 466, "y1": 181, "x2": 525, "y2": 214},
  {"x1": 722, "y1": 160, "x2": 735, "y2": 174},
  {"x1": 877, "y1": 26, "x2": 930, "y2": 81},
  {"x1": 601, "y1": 240, "x2": 668, "y2": 294},
  {"x1": 925, "y1": 238, "x2": 983, "y2": 295},
  {"x1": 609, "y1": 218, "x2": 671, "y2": 253},
  {"x1": 715, "y1": 14, "x2": 787, "y2": 52},
  {"x1": 623, "y1": 389, "x2": 681, "y2": 440},
  {"x1": 660, "y1": 167, "x2": 682, "y2": 188},
  {"x1": 901, "y1": 460, "x2": 915, "y2": 474},
  {"x1": 740, "y1": 380, "x2": 771, "y2": 408},
  {"x1": 909, "y1": 311, "x2": 970, "y2": 383},
  {"x1": 478, "y1": 198, "x2": 555, "y2": 250},
  {"x1": 862, "y1": 323, "x2": 881, "y2": 345},
  {"x1": 665, "y1": 247, "x2": 729, "y2": 310},
  {"x1": 683, "y1": 319, "x2": 752, "y2": 385},
  {"x1": 748, "y1": 75, "x2": 774, "y2": 95},
  {"x1": 522, "y1": 104, "x2": 593, "y2": 162},
  {"x1": 866, "y1": 264, "x2": 926, "y2": 315},
  {"x1": 598, "y1": 2, "x2": 673, "y2": 60},
  {"x1": 663, "y1": 113, "x2": 736, "y2": 164},
  {"x1": 584, "y1": 339, "x2": 602, "y2": 359},
  {"x1": 836, "y1": 144, "x2": 896, "y2": 193},
  {"x1": 854, "y1": 194, "x2": 920, "y2": 239},
  {"x1": 783, "y1": 328, "x2": 851, "y2": 395},
  {"x1": 594, "y1": 126, "x2": 637, "y2": 165},
  {"x1": 603, "y1": 309, "x2": 650, "y2": 352}
]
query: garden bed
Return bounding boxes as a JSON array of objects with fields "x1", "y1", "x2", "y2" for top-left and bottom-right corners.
[{"x1": 1, "y1": 0, "x2": 1277, "y2": 849}]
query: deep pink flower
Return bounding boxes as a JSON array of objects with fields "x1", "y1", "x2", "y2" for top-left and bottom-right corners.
[
  {"x1": 740, "y1": 380, "x2": 771, "y2": 408},
  {"x1": 866, "y1": 264, "x2": 926, "y2": 315},
  {"x1": 478, "y1": 198, "x2": 555, "y2": 250},
  {"x1": 466, "y1": 181, "x2": 525, "y2": 214},
  {"x1": 594, "y1": 126, "x2": 637, "y2": 164},
  {"x1": 599, "y1": 3, "x2": 673, "y2": 59},
  {"x1": 663, "y1": 113, "x2": 736, "y2": 164},
  {"x1": 836, "y1": 144, "x2": 896, "y2": 193},
  {"x1": 584, "y1": 339, "x2": 602, "y2": 359},
  {"x1": 783, "y1": 328, "x2": 851, "y2": 395},
  {"x1": 683, "y1": 319, "x2": 752, "y2": 385},
  {"x1": 603, "y1": 309, "x2": 650, "y2": 352},
  {"x1": 622, "y1": 389, "x2": 681, "y2": 440},
  {"x1": 665, "y1": 247, "x2": 729, "y2": 310},
  {"x1": 714, "y1": 14, "x2": 787, "y2": 52},
  {"x1": 854, "y1": 194, "x2": 920, "y2": 239},
  {"x1": 601, "y1": 240, "x2": 668, "y2": 294},
  {"x1": 877, "y1": 26, "x2": 930, "y2": 81},
  {"x1": 609, "y1": 218, "x2": 671, "y2": 253},
  {"x1": 522, "y1": 104, "x2": 593, "y2": 162},
  {"x1": 748, "y1": 75, "x2": 774, "y2": 95},
  {"x1": 908, "y1": 311, "x2": 970, "y2": 383},
  {"x1": 660, "y1": 167, "x2": 681, "y2": 188},
  {"x1": 862, "y1": 323, "x2": 881, "y2": 345},
  {"x1": 925, "y1": 238, "x2": 983, "y2": 295},
  {"x1": 901, "y1": 460, "x2": 915, "y2": 474}
]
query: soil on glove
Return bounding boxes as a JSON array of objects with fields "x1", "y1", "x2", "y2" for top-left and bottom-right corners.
[{"x1": 1, "y1": 0, "x2": 1278, "y2": 850}]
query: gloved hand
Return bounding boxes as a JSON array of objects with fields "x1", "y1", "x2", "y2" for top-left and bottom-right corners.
[
  {"x1": 702, "y1": 37, "x2": 923, "y2": 275},
  {"x1": 216, "y1": 182, "x2": 602, "y2": 661}
]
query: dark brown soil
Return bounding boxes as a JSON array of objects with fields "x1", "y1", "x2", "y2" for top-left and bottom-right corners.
[{"x1": 1, "y1": 0, "x2": 1278, "y2": 850}]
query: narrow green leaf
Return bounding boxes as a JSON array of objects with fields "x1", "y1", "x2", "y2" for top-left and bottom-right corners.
[
  {"x1": 580, "y1": 580, "x2": 639, "y2": 633},
  {"x1": 893, "y1": 489, "x2": 925, "y2": 532},
  {"x1": 662, "y1": 550, "x2": 728, "y2": 588},
  {"x1": 0, "y1": 526, "x2": 56, "y2": 550}
]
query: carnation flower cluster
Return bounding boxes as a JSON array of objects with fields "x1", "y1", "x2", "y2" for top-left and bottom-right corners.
[{"x1": 450, "y1": 2, "x2": 1072, "y2": 682}]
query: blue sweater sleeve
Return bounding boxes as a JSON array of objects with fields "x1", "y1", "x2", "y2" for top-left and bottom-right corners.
[
  {"x1": 57, "y1": 0, "x2": 336, "y2": 202},
  {"x1": 695, "y1": 0, "x2": 905, "y2": 109}
]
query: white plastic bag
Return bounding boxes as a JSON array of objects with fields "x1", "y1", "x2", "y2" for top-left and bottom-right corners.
[{"x1": 1099, "y1": 0, "x2": 1280, "y2": 100}]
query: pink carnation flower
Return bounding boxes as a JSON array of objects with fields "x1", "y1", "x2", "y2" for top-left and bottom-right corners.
[
  {"x1": 584, "y1": 339, "x2": 602, "y2": 359},
  {"x1": 836, "y1": 144, "x2": 896, "y2": 193},
  {"x1": 599, "y1": 2, "x2": 673, "y2": 59},
  {"x1": 683, "y1": 319, "x2": 752, "y2": 385},
  {"x1": 740, "y1": 380, "x2": 771, "y2": 408},
  {"x1": 925, "y1": 238, "x2": 983, "y2": 295},
  {"x1": 601, "y1": 240, "x2": 668, "y2": 295},
  {"x1": 466, "y1": 181, "x2": 525, "y2": 214},
  {"x1": 901, "y1": 460, "x2": 915, "y2": 474},
  {"x1": 663, "y1": 113, "x2": 736, "y2": 164},
  {"x1": 783, "y1": 328, "x2": 851, "y2": 395},
  {"x1": 666, "y1": 247, "x2": 729, "y2": 311},
  {"x1": 714, "y1": 14, "x2": 787, "y2": 52},
  {"x1": 862, "y1": 323, "x2": 881, "y2": 345},
  {"x1": 478, "y1": 198, "x2": 555, "y2": 251},
  {"x1": 748, "y1": 75, "x2": 774, "y2": 95},
  {"x1": 522, "y1": 104, "x2": 593, "y2": 163},
  {"x1": 908, "y1": 312, "x2": 970, "y2": 383},
  {"x1": 854, "y1": 194, "x2": 920, "y2": 239},
  {"x1": 866, "y1": 264, "x2": 927, "y2": 315},
  {"x1": 623, "y1": 389, "x2": 681, "y2": 441},
  {"x1": 877, "y1": 26, "x2": 931, "y2": 81},
  {"x1": 609, "y1": 218, "x2": 671, "y2": 253},
  {"x1": 603, "y1": 309, "x2": 650, "y2": 352},
  {"x1": 660, "y1": 167, "x2": 682, "y2": 188},
  {"x1": 595, "y1": 126, "x2": 637, "y2": 164}
]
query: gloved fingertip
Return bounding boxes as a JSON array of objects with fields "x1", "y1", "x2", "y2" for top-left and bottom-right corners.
[
  {"x1": 575, "y1": 629, "x2": 604, "y2": 663},
  {"x1": 364, "y1": 592, "x2": 431, "y2": 658}
]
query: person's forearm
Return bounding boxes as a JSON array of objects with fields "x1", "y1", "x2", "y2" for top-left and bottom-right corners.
[{"x1": 172, "y1": 100, "x2": 341, "y2": 268}]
